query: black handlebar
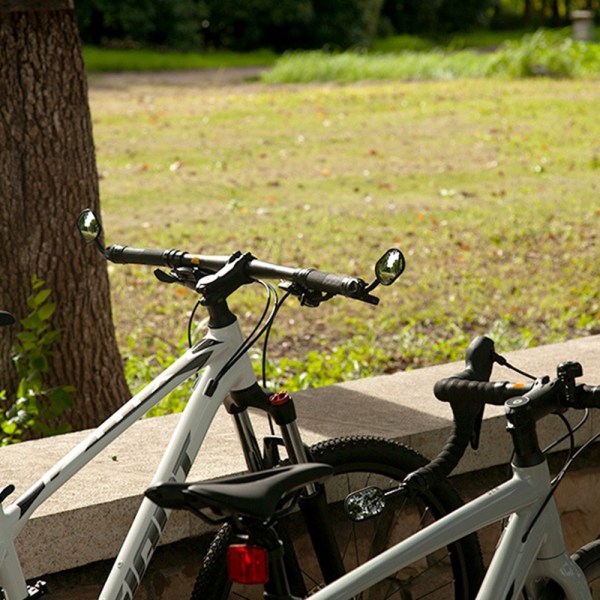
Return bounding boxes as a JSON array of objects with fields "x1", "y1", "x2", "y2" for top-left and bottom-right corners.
[
  {"x1": 106, "y1": 245, "x2": 195, "y2": 268},
  {"x1": 402, "y1": 336, "x2": 600, "y2": 496},
  {"x1": 434, "y1": 378, "x2": 534, "y2": 406},
  {"x1": 295, "y1": 268, "x2": 362, "y2": 298},
  {"x1": 104, "y1": 244, "x2": 375, "y2": 304},
  {"x1": 572, "y1": 383, "x2": 600, "y2": 408}
]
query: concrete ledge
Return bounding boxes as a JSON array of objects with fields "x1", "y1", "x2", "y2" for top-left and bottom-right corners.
[{"x1": 1, "y1": 335, "x2": 598, "y2": 579}]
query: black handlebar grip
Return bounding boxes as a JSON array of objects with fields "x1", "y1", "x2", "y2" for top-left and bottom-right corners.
[
  {"x1": 403, "y1": 336, "x2": 498, "y2": 493},
  {"x1": 573, "y1": 384, "x2": 600, "y2": 408},
  {"x1": 431, "y1": 336, "x2": 497, "y2": 402},
  {"x1": 296, "y1": 268, "x2": 362, "y2": 297},
  {"x1": 402, "y1": 422, "x2": 472, "y2": 494},
  {"x1": 434, "y1": 378, "x2": 533, "y2": 406},
  {"x1": 106, "y1": 245, "x2": 189, "y2": 267}
]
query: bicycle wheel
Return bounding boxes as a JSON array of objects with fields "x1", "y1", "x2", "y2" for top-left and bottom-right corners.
[{"x1": 191, "y1": 435, "x2": 484, "y2": 600}]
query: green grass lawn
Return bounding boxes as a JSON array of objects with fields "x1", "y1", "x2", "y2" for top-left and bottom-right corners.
[
  {"x1": 82, "y1": 31, "x2": 522, "y2": 73},
  {"x1": 83, "y1": 28, "x2": 600, "y2": 78},
  {"x1": 88, "y1": 70, "x2": 600, "y2": 409},
  {"x1": 83, "y1": 46, "x2": 277, "y2": 73}
]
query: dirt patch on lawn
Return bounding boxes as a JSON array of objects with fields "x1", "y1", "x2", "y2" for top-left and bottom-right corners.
[{"x1": 89, "y1": 66, "x2": 267, "y2": 90}]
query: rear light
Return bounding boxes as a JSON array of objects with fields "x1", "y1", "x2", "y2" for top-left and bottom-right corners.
[{"x1": 227, "y1": 544, "x2": 269, "y2": 585}]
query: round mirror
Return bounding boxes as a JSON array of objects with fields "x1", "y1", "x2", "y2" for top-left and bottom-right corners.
[
  {"x1": 344, "y1": 486, "x2": 386, "y2": 522},
  {"x1": 375, "y1": 248, "x2": 405, "y2": 286},
  {"x1": 77, "y1": 209, "x2": 101, "y2": 243}
]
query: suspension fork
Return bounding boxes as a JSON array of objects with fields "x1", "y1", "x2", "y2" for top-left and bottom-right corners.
[
  {"x1": 280, "y1": 418, "x2": 346, "y2": 584},
  {"x1": 228, "y1": 386, "x2": 347, "y2": 589}
]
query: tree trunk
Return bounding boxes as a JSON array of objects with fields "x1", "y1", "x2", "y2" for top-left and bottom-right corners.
[
  {"x1": 523, "y1": 0, "x2": 533, "y2": 24},
  {"x1": 0, "y1": 7, "x2": 130, "y2": 431},
  {"x1": 551, "y1": 0, "x2": 561, "y2": 24}
]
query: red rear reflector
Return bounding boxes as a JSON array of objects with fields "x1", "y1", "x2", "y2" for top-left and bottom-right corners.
[{"x1": 227, "y1": 544, "x2": 269, "y2": 585}]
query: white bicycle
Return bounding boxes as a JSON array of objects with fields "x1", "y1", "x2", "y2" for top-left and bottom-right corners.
[
  {"x1": 149, "y1": 335, "x2": 600, "y2": 599},
  {"x1": 0, "y1": 211, "x2": 483, "y2": 599}
]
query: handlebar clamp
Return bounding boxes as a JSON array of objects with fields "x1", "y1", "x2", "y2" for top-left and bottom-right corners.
[
  {"x1": 195, "y1": 251, "x2": 255, "y2": 305},
  {"x1": 557, "y1": 361, "x2": 583, "y2": 406}
]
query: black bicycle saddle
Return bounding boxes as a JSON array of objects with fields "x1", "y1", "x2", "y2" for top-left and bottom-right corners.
[
  {"x1": 145, "y1": 463, "x2": 333, "y2": 521},
  {"x1": 0, "y1": 312, "x2": 15, "y2": 327}
]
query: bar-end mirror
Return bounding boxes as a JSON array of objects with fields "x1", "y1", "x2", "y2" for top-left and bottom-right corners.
[{"x1": 77, "y1": 209, "x2": 106, "y2": 254}]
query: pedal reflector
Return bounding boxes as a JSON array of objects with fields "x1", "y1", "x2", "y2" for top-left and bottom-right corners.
[{"x1": 227, "y1": 544, "x2": 269, "y2": 585}]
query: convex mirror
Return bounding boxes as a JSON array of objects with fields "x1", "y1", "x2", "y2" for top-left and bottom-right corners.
[
  {"x1": 77, "y1": 209, "x2": 102, "y2": 243},
  {"x1": 375, "y1": 248, "x2": 405, "y2": 286},
  {"x1": 77, "y1": 209, "x2": 107, "y2": 255},
  {"x1": 344, "y1": 486, "x2": 386, "y2": 522}
]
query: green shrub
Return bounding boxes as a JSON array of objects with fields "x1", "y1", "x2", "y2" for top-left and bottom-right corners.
[
  {"x1": 436, "y1": 0, "x2": 490, "y2": 33},
  {"x1": 310, "y1": 0, "x2": 384, "y2": 49},
  {"x1": 76, "y1": 0, "x2": 203, "y2": 50},
  {"x1": 122, "y1": 331, "x2": 195, "y2": 417},
  {"x1": 77, "y1": 0, "x2": 385, "y2": 52},
  {"x1": 198, "y1": 0, "x2": 314, "y2": 51},
  {"x1": 198, "y1": 0, "x2": 384, "y2": 51},
  {"x1": 486, "y1": 29, "x2": 600, "y2": 77},
  {"x1": 1, "y1": 276, "x2": 74, "y2": 445},
  {"x1": 265, "y1": 336, "x2": 390, "y2": 391},
  {"x1": 380, "y1": 0, "x2": 439, "y2": 36},
  {"x1": 380, "y1": 0, "x2": 490, "y2": 36}
]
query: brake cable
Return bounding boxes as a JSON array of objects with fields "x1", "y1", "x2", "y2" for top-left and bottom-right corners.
[
  {"x1": 494, "y1": 362, "x2": 594, "y2": 542},
  {"x1": 494, "y1": 352, "x2": 537, "y2": 380},
  {"x1": 261, "y1": 287, "x2": 292, "y2": 436},
  {"x1": 523, "y1": 413, "x2": 596, "y2": 544},
  {"x1": 187, "y1": 299, "x2": 204, "y2": 347},
  {"x1": 207, "y1": 280, "x2": 279, "y2": 396}
]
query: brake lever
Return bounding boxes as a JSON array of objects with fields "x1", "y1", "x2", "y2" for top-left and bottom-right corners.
[
  {"x1": 154, "y1": 267, "x2": 200, "y2": 290},
  {"x1": 357, "y1": 293, "x2": 380, "y2": 306},
  {"x1": 279, "y1": 282, "x2": 330, "y2": 307},
  {"x1": 280, "y1": 282, "x2": 379, "y2": 307}
]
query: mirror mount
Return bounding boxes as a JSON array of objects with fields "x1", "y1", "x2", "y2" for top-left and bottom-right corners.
[{"x1": 77, "y1": 209, "x2": 107, "y2": 256}]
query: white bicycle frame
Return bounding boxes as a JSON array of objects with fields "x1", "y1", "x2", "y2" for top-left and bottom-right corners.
[
  {"x1": 0, "y1": 318, "x2": 264, "y2": 600},
  {"x1": 309, "y1": 457, "x2": 592, "y2": 600}
]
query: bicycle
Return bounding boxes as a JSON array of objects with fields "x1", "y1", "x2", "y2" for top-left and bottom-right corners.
[
  {"x1": 149, "y1": 335, "x2": 600, "y2": 599},
  {"x1": 0, "y1": 210, "x2": 483, "y2": 599}
]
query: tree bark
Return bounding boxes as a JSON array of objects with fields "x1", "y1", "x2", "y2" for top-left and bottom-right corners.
[{"x1": 0, "y1": 8, "x2": 130, "y2": 431}]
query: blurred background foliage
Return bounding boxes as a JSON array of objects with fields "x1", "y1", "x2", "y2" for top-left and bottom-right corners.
[{"x1": 75, "y1": 0, "x2": 599, "y2": 52}]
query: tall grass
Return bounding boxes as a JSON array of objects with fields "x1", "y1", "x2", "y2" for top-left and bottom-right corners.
[
  {"x1": 262, "y1": 50, "x2": 494, "y2": 83},
  {"x1": 371, "y1": 29, "x2": 531, "y2": 53},
  {"x1": 263, "y1": 30, "x2": 600, "y2": 83}
]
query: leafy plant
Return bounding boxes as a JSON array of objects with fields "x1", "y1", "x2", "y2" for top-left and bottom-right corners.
[
  {"x1": 122, "y1": 330, "x2": 195, "y2": 417},
  {"x1": 1, "y1": 276, "x2": 74, "y2": 445},
  {"x1": 261, "y1": 335, "x2": 390, "y2": 392},
  {"x1": 486, "y1": 28, "x2": 600, "y2": 77}
]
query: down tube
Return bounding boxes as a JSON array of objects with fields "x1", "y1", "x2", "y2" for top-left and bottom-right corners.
[
  {"x1": 7, "y1": 343, "x2": 212, "y2": 537},
  {"x1": 309, "y1": 474, "x2": 539, "y2": 600},
  {"x1": 99, "y1": 348, "x2": 257, "y2": 599}
]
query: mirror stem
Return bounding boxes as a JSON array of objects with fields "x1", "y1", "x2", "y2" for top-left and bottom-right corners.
[{"x1": 364, "y1": 280, "x2": 381, "y2": 293}]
